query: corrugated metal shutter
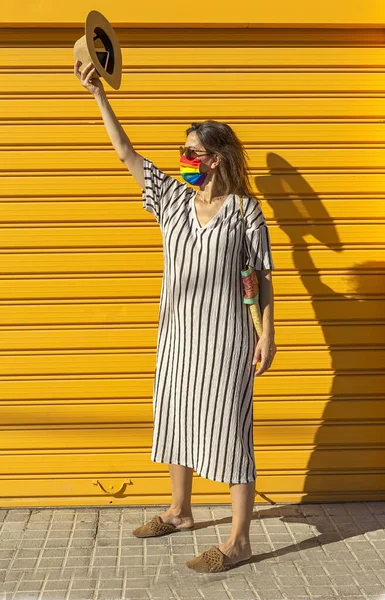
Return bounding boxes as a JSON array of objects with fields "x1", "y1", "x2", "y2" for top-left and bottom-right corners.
[{"x1": 1, "y1": 27, "x2": 384, "y2": 506}]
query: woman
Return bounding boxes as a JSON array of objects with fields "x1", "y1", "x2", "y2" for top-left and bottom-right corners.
[{"x1": 74, "y1": 60, "x2": 277, "y2": 573}]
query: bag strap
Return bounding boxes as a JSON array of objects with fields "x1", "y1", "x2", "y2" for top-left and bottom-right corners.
[{"x1": 238, "y1": 195, "x2": 248, "y2": 270}]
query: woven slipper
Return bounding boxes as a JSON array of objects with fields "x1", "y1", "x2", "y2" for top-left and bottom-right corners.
[
  {"x1": 132, "y1": 515, "x2": 194, "y2": 538},
  {"x1": 185, "y1": 545, "x2": 251, "y2": 573}
]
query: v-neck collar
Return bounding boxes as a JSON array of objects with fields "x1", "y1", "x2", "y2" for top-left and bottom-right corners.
[{"x1": 191, "y1": 191, "x2": 234, "y2": 231}]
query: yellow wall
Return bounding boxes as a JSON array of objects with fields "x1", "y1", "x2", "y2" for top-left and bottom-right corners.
[
  {"x1": 1, "y1": 25, "x2": 384, "y2": 506},
  {"x1": 1, "y1": 0, "x2": 384, "y2": 26}
]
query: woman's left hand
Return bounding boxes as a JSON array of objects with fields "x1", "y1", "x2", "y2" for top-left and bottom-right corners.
[{"x1": 252, "y1": 333, "x2": 277, "y2": 377}]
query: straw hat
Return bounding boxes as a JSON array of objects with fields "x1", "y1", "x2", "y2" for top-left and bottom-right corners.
[{"x1": 74, "y1": 10, "x2": 122, "y2": 90}]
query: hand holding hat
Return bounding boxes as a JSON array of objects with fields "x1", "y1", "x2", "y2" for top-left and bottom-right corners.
[
  {"x1": 73, "y1": 10, "x2": 122, "y2": 93},
  {"x1": 74, "y1": 59, "x2": 105, "y2": 97}
]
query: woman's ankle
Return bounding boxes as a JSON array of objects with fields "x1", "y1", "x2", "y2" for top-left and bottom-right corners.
[
  {"x1": 169, "y1": 504, "x2": 193, "y2": 517},
  {"x1": 226, "y1": 536, "x2": 251, "y2": 548}
]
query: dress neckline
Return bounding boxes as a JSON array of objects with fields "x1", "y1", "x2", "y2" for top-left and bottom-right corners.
[{"x1": 191, "y1": 191, "x2": 234, "y2": 231}]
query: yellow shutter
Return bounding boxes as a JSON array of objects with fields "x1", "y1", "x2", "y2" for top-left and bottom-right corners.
[{"x1": 0, "y1": 27, "x2": 384, "y2": 506}]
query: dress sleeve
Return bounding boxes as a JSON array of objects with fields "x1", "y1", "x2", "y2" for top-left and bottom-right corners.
[
  {"x1": 243, "y1": 197, "x2": 275, "y2": 271},
  {"x1": 141, "y1": 156, "x2": 178, "y2": 224}
]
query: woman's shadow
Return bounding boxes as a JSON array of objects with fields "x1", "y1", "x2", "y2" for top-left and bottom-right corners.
[{"x1": 221, "y1": 153, "x2": 385, "y2": 566}]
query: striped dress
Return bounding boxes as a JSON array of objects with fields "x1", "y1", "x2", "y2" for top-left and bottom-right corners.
[{"x1": 142, "y1": 157, "x2": 275, "y2": 484}]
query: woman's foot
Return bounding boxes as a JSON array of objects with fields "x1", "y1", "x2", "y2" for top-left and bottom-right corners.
[
  {"x1": 185, "y1": 539, "x2": 252, "y2": 572},
  {"x1": 158, "y1": 508, "x2": 194, "y2": 530},
  {"x1": 217, "y1": 539, "x2": 252, "y2": 565}
]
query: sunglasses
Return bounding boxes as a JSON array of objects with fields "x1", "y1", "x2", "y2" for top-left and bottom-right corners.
[{"x1": 179, "y1": 146, "x2": 214, "y2": 160}]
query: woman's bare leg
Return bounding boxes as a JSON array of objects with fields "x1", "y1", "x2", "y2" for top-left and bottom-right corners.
[
  {"x1": 159, "y1": 464, "x2": 195, "y2": 529},
  {"x1": 217, "y1": 480, "x2": 255, "y2": 563}
]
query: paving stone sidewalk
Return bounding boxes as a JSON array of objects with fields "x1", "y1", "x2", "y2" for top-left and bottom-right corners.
[{"x1": 0, "y1": 502, "x2": 384, "y2": 600}]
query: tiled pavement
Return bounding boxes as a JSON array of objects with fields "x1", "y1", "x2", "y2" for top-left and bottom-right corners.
[{"x1": 0, "y1": 502, "x2": 385, "y2": 600}]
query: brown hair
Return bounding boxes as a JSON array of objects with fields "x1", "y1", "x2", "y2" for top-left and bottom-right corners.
[{"x1": 185, "y1": 120, "x2": 256, "y2": 200}]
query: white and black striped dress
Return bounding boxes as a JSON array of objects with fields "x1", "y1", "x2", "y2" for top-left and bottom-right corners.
[{"x1": 142, "y1": 157, "x2": 275, "y2": 484}]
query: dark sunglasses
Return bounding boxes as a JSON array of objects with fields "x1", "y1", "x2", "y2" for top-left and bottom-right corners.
[{"x1": 179, "y1": 146, "x2": 214, "y2": 160}]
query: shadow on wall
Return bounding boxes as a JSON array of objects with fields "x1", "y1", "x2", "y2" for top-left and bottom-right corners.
[{"x1": 255, "y1": 152, "x2": 385, "y2": 503}]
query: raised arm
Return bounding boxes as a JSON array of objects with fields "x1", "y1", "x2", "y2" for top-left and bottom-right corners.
[
  {"x1": 74, "y1": 59, "x2": 145, "y2": 189},
  {"x1": 95, "y1": 92, "x2": 145, "y2": 188}
]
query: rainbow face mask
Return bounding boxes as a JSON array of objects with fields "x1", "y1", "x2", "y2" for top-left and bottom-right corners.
[{"x1": 180, "y1": 154, "x2": 209, "y2": 186}]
